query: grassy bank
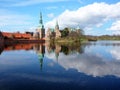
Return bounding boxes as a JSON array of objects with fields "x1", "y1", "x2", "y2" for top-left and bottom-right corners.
[{"x1": 54, "y1": 36, "x2": 88, "y2": 44}]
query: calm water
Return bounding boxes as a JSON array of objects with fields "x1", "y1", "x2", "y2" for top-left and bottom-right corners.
[{"x1": 0, "y1": 41, "x2": 120, "y2": 90}]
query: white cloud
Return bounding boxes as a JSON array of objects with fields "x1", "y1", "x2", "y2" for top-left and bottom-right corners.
[
  {"x1": 107, "y1": 20, "x2": 120, "y2": 31},
  {"x1": 110, "y1": 47, "x2": 120, "y2": 60},
  {"x1": 45, "y1": 2, "x2": 120, "y2": 34},
  {"x1": 47, "y1": 13, "x2": 55, "y2": 18}
]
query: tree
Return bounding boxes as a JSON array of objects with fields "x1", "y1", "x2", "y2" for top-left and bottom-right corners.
[{"x1": 61, "y1": 27, "x2": 69, "y2": 37}]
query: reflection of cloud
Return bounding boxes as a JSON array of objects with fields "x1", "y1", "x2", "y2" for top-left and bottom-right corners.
[
  {"x1": 46, "y1": 46, "x2": 120, "y2": 77},
  {"x1": 45, "y1": 50, "x2": 57, "y2": 61},
  {"x1": 48, "y1": 62, "x2": 55, "y2": 67},
  {"x1": 110, "y1": 47, "x2": 120, "y2": 60}
]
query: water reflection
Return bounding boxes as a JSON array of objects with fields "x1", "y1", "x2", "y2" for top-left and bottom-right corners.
[
  {"x1": 0, "y1": 41, "x2": 120, "y2": 78},
  {"x1": 0, "y1": 44, "x2": 4, "y2": 55},
  {"x1": 33, "y1": 44, "x2": 45, "y2": 70}
]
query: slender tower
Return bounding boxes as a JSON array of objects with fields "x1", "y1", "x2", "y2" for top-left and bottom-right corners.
[
  {"x1": 55, "y1": 20, "x2": 61, "y2": 38},
  {"x1": 36, "y1": 12, "x2": 45, "y2": 39},
  {"x1": 39, "y1": 12, "x2": 43, "y2": 28},
  {"x1": 55, "y1": 20, "x2": 59, "y2": 30}
]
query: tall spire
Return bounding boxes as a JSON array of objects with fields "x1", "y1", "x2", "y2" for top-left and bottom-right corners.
[
  {"x1": 38, "y1": 12, "x2": 44, "y2": 29},
  {"x1": 39, "y1": 12, "x2": 43, "y2": 25},
  {"x1": 55, "y1": 20, "x2": 59, "y2": 30}
]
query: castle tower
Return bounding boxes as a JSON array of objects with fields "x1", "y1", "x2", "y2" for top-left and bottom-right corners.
[
  {"x1": 36, "y1": 12, "x2": 45, "y2": 39},
  {"x1": 55, "y1": 20, "x2": 59, "y2": 30},
  {"x1": 55, "y1": 20, "x2": 61, "y2": 38}
]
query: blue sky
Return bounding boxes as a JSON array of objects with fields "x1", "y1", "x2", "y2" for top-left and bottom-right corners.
[{"x1": 0, "y1": 0, "x2": 120, "y2": 35}]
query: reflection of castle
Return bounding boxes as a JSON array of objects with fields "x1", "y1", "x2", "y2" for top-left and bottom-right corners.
[
  {"x1": 45, "y1": 42, "x2": 61, "y2": 61},
  {"x1": 55, "y1": 44, "x2": 61, "y2": 61},
  {"x1": 33, "y1": 44, "x2": 45, "y2": 70},
  {"x1": 0, "y1": 43, "x2": 45, "y2": 70},
  {"x1": 0, "y1": 32, "x2": 4, "y2": 54}
]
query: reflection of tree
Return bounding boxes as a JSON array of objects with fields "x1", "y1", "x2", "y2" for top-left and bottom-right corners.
[
  {"x1": 55, "y1": 44, "x2": 61, "y2": 61},
  {"x1": 45, "y1": 42, "x2": 85, "y2": 57},
  {"x1": 61, "y1": 46, "x2": 69, "y2": 55},
  {"x1": 60, "y1": 44, "x2": 85, "y2": 55}
]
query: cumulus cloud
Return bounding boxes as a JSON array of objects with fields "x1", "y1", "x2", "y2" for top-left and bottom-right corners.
[
  {"x1": 45, "y1": 2, "x2": 120, "y2": 34},
  {"x1": 110, "y1": 47, "x2": 120, "y2": 60},
  {"x1": 107, "y1": 20, "x2": 120, "y2": 33}
]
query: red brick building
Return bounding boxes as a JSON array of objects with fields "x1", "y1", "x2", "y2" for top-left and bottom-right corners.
[{"x1": 2, "y1": 32, "x2": 32, "y2": 39}]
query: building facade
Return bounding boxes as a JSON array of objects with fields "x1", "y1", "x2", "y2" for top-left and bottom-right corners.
[
  {"x1": 55, "y1": 21, "x2": 61, "y2": 38},
  {"x1": 46, "y1": 20, "x2": 61, "y2": 40},
  {"x1": 34, "y1": 12, "x2": 45, "y2": 39}
]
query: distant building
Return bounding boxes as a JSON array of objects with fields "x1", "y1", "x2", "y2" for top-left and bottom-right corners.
[
  {"x1": 34, "y1": 12, "x2": 45, "y2": 39},
  {"x1": 46, "y1": 28, "x2": 52, "y2": 39},
  {"x1": 55, "y1": 20, "x2": 61, "y2": 38},
  {"x1": 1, "y1": 32, "x2": 32, "y2": 39},
  {"x1": 46, "y1": 28, "x2": 55, "y2": 40},
  {"x1": 46, "y1": 20, "x2": 61, "y2": 40}
]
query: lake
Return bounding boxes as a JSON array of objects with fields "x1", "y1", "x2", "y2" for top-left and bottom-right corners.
[{"x1": 0, "y1": 41, "x2": 120, "y2": 90}]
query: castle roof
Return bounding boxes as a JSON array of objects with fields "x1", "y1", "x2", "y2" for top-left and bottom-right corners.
[{"x1": 2, "y1": 32, "x2": 32, "y2": 39}]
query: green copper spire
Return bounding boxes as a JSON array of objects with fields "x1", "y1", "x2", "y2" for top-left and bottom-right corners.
[
  {"x1": 39, "y1": 12, "x2": 43, "y2": 24},
  {"x1": 55, "y1": 52, "x2": 59, "y2": 62},
  {"x1": 38, "y1": 12, "x2": 44, "y2": 29}
]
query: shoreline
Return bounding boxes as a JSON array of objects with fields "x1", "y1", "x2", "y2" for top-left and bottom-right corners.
[{"x1": 3, "y1": 39, "x2": 45, "y2": 46}]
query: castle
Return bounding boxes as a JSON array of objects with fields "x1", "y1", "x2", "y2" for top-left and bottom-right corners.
[
  {"x1": 0, "y1": 12, "x2": 62, "y2": 44},
  {"x1": 0, "y1": 12, "x2": 82, "y2": 41},
  {"x1": 34, "y1": 12, "x2": 61, "y2": 40},
  {"x1": 46, "y1": 20, "x2": 61, "y2": 40},
  {"x1": 33, "y1": 12, "x2": 45, "y2": 39}
]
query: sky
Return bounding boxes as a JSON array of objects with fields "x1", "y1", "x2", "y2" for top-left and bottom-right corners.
[{"x1": 0, "y1": 0, "x2": 120, "y2": 35}]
